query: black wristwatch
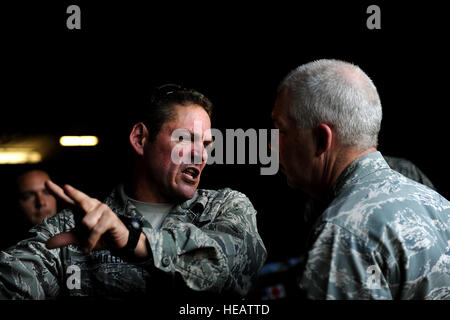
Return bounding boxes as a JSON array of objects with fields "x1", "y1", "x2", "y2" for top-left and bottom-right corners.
[{"x1": 117, "y1": 216, "x2": 143, "y2": 259}]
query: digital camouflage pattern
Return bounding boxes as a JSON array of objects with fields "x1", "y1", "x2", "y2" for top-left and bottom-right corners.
[
  {"x1": 299, "y1": 151, "x2": 450, "y2": 299},
  {"x1": 384, "y1": 155, "x2": 435, "y2": 190},
  {"x1": 302, "y1": 155, "x2": 436, "y2": 225},
  {"x1": 0, "y1": 186, "x2": 267, "y2": 299}
]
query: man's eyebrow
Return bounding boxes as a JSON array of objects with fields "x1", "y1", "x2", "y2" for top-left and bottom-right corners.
[
  {"x1": 20, "y1": 189, "x2": 45, "y2": 194},
  {"x1": 20, "y1": 190, "x2": 35, "y2": 194},
  {"x1": 19, "y1": 190, "x2": 36, "y2": 198},
  {"x1": 187, "y1": 130, "x2": 213, "y2": 142}
]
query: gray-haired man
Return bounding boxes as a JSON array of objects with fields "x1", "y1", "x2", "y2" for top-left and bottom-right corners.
[{"x1": 272, "y1": 59, "x2": 450, "y2": 299}]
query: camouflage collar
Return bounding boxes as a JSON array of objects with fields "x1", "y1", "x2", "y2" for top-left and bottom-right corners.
[
  {"x1": 331, "y1": 151, "x2": 390, "y2": 198},
  {"x1": 104, "y1": 184, "x2": 209, "y2": 221}
]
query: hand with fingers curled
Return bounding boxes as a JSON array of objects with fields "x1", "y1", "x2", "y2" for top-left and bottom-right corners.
[{"x1": 45, "y1": 181, "x2": 148, "y2": 259}]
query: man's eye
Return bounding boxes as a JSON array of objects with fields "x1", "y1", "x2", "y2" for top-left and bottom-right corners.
[
  {"x1": 204, "y1": 141, "x2": 213, "y2": 148},
  {"x1": 21, "y1": 193, "x2": 34, "y2": 201},
  {"x1": 178, "y1": 136, "x2": 192, "y2": 143}
]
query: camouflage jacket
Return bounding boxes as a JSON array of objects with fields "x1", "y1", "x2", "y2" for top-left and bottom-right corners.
[
  {"x1": 299, "y1": 152, "x2": 450, "y2": 299},
  {"x1": 301, "y1": 155, "x2": 436, "y2": 227},
  {"x1": 0, "y1": 186, "x2": 267, "y2": 299}
]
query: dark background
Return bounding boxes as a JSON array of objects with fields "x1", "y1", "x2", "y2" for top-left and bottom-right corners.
[{"x1": 1, "y1": 1, "x2": 449, "y2": 265}]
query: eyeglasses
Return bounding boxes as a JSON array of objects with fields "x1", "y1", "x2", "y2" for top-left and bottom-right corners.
[
  {"x1": 150, "y1": 84, "x2": 186, "y2": 102},
  {"x1": 150, "y1": 84, "x2": 184, "y2": 105},
  {"x1": 150, "y1": 83, "x2": 205, "y2": 104},
  {"x1": 155, "y1": 84, "x2": 185, "y2": 95}
]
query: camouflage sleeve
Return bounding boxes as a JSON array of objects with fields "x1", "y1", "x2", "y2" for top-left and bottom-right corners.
[
  {"x1": 299, "y1": 222, "x2": 393, "y2": 299},
  {"x1": 142, "y1": 190, "x2": 267, "y2": 296},
  {"x1": 0, "y1": 216, "x2": 65, "y2": 299}
]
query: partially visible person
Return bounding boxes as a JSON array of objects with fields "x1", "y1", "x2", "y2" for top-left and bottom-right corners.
[
  {"x1": 384, "y1": 156, "x2": 435, "y2": 190},
  {"x1": 16, "y1": 169, "x2": 57, "y2": 226},
  {"x1": 272, "y1": 59, "x2": 450, "y2": 299}
]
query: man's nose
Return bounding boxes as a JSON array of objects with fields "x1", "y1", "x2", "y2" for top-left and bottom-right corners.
[
  {"x1": 191, "y1": 141, "x2": 206, "y2": 164},
  {"x1": 35, "y1": 192, "x2": 47, "y2": 208}
]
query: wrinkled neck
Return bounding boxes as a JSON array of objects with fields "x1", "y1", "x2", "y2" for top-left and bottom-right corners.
[{"x1": 312, "y1": 147, "x2": 377, "y2": 202}]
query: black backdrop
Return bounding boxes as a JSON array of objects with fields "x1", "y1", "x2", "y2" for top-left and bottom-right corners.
[{"x1": 1, "y1": 1, "x2": 449, "y2": 307}]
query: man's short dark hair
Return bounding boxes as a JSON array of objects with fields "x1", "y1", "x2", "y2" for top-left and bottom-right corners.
[{"x1": 140, "y1": 84, "x2": 213, "y2": 142}]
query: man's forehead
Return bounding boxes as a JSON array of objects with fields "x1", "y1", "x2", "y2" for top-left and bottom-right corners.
[
  {"x1": 18, "y1": 171, "x2": 49, "y2": 184},
  {"x1": 19, "y1": 182, "x2": 48, "y2": 193},
  {"x1": 173, "y1": 103, "x2": 209, "y2": 117},
  {"x1": 163, "y1": 122, "x2": 213, "y2": 142},
  {"x1": 166, "y1": 104, "x2": 210, "y2": 122},
  {"x1": 272, "y1": 92, "x2": 289, "y2": 120},
  {"x1": 165, "y1": 120, "x2": 211, "y2": 132},
  {"x1": 272, "y1": 102, "x2": 281, "y2": 120}
]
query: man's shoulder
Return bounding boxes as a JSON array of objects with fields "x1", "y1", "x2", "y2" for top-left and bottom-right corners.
[
  {"x1": 320, "y1": 168, "x2": 450, "y2": 241},
  {"x1": 193, "y1": 188, "x2": 256, "y2": 214},
  {"x1": 384, "y1": 155, "x2": 435, "y2": 189},
  {"x1": 335, "y1": 166, "x2": 447, "y2": 212},
  {"x1": 197, "y1": 187, "x2": 251, "y2": 201}
]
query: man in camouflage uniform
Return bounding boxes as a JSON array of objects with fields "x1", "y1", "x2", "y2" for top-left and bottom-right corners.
[
  {"x1": 250, "y1": 155, "x2": 437, "y2": 300},
  {"x1": 272, "y1": 59, "x2": 450, "y2": 299},
  {"x1": 0, "y1": 84, "x2": 267, "y2": 299}
]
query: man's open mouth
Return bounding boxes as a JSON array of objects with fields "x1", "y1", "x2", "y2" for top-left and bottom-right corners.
[{"x1": 182, "y1": 167, "x2": 200, "y2": 180}]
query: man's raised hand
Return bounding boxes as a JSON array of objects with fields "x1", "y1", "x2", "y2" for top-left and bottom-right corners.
[{"x1": 45, "y1": 181, "x2": 130, "y2": 253}]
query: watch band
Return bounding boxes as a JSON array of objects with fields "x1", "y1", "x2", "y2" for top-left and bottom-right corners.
[{"x1": 117, "y1": 216, "x2": 143, "y2": 259}]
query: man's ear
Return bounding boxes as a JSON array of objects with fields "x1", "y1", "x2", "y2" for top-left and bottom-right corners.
[
  {"x1": 129, "y1": 122, "x2": 149, "y2": 156},
  {"x1": 314, "y1": 123, "x2": 333, "y2": 156}
]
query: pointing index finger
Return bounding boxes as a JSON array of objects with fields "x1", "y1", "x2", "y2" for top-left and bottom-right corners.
[
  {"x1": 63, "y1": 184, "x2": 99, "y2": 212},
  {"x1": 46, "y1": 180, "x2": 75, "y2": 206}
]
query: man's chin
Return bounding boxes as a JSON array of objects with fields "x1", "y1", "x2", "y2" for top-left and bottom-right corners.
[
  {"x1": 170, "y1": 185, "x2": 198, "y2": 203},
  {"x1": 30, "y1": 217, "x2": 45, "y2": 225},
  {"x1": 285, "y1": 176, "x2": 302, "y2": 189}
]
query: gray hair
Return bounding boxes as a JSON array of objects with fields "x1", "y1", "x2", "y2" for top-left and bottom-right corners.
[{"x1": 278, "y1": 59, "x2": 382, "y2": 150}]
